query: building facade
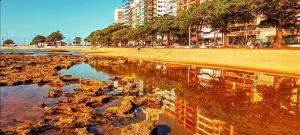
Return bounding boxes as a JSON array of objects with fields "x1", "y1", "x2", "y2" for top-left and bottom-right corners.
[
  {"x1": 122, "y1": 0, "x2": 168, "y2": 27},
  {"x1": 157, "y1": 0, "x2": 167, "y2": 17},
  {"x1": 122, "y1": 0, "x2": 133, "y2": 25},
  {"x1": 178, "y1": 0, "x2": 201, "y2": 11},
  {"x1": 114, "y1": 8, "x2": 124, "y2": 23},
  {"x1": 166, "y1": 0, "x2": 178, "y2": 16},
  {"x1": 133, "y1": 0, "x2": 146, "y2": 27}
]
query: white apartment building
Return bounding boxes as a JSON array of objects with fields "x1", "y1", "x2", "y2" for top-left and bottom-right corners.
[
  {"x1": 133, "y1": 0, "x2": 146, "y2": 27},
  {"x1": 157, "y1": 0, "x2": 168, "y2": 17},
  {"x1": 122, "y1": 0, "x2": 132, "y2": 25},
  {"x1": 114, "y1": 8, "x2": 124, "y2": 23},
  {"x1": 165, "y1": 0, "x2": 178, "y2": 16}
]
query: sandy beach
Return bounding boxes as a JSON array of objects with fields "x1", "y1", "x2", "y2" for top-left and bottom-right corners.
[{"x1": 2, "y1": 46, "x2": 300, "y2": 77}]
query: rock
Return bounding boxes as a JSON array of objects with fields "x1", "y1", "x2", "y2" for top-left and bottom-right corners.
[
  {"x1": 120, "y1": 120, "x2": 156, "y2": 135},
  {"x1": 53, "y1": 115, "x2": 74, "y2": 128},
  {"x1": 48, "y1": 88, "x2": 63, "y2": 98},
  {"x1": 44, "y1": 107, "x2": 53, "y2": 115},
  {"x1": 104, "y1": 96, "x2": 134, "y2": 118}
]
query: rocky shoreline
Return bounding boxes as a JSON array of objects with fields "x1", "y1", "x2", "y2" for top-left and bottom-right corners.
[{"x1": 0, "y1": 54, "x2": 163, "y2": 135}]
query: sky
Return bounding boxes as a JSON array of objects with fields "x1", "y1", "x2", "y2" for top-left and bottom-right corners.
[{"x1": 1, "y1": 0, "x2": 122, "y2": 44}]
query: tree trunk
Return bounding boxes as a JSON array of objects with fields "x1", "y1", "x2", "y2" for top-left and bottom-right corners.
[
  {"x1": 172, "y1": 36, "x2": 175, "y2": 46},
  {"x1": 167, "y1": 34, "x2": 170, "y2": 47},
  {"x1": 195, "y1": 31, "x2": 200, "y2": 48},
  {"x1": 276, "y1": 28, "x2": 283, "y2": 49},
  {"x1": 161, "y1": 35, "x2": 165, "y2": 46},
  {"x1": 224, "y1": 32, "x2": 228, "y2": 48},
  {"x1": 180, "y1": 34, "x2": 183, "y2": 46}
]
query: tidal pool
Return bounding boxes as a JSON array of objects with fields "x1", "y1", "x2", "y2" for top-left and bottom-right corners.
[
  {"x1": 59, "y1": 63, "x2": 111, "y2": 81},
  {"x1": 0, "y1": 49, "x2": 82, "y2": 55},
  {"x1": 0, "y1": 84, "x2": 80, "y2": 128},
  {"x1": 1, "y1": 57, "x2": 300, "y2": 135},
  {"x1": 88, "y1": 59, "x2": 300, "y2": 135}
]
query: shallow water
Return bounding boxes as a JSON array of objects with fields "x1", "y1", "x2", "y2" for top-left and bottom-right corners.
[
  {"x1": 0, "y1": 84, "x2": 80, "y2": 128},
  {"x1": 0, "y1": 49, "x2": 82, "y2": 55},
  {"x1": 88, "y1": 59, "x2": 300, "y2": 135},
  {"x1": 1, "y1": 57, "x2": 300, "y2": 134},
  {"x1": 59, "y1": 63, "x2": 111, "y2": 81}
]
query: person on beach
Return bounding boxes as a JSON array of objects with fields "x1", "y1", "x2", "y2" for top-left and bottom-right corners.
[{"x1": 137, "y1": 46, "x2": 141, "y2": 52}]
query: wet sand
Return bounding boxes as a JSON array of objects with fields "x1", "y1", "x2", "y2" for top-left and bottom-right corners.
[{"x1": 2, "y1": 46, "x2": 300, "y2": 77}]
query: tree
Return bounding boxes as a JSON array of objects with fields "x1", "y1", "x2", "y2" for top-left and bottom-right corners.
[
  {"x1": 46, "y1": 31, "x2": 65, "y2": 47},
  {"x1": 85, "y1": 23, "x2": 124, "y2": 48},
  {"x1": 112, "y1": 26, "x2": 132, "y2": 46},
  {"x1": 183, "y1": 3, "x2": 211, "y2": 47},
  {"x1": 31, "y1": 35, "x2": 46, "y2": 45},
  {"x1": 175, "y1": 11, "x2": 190, "y2": 45},
  {"x1": 207, "y1": 0, "x2": 256, "y2": 47},
  {"x1": 73, "y1": 37, "x2": 82, "y2": 45},
  {"x1": 255, "y1": 0, "x2": 300, "y2": 48},
  {"x1": 3, "y1": 39, "x2": 14, "y2": 46},
  {"x1": 153, "y1": 15, "x2": 178, "y2": 46}
]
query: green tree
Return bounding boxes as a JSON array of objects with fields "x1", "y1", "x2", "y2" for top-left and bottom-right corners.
[
  {"x1": 31, "y1": 35, "x2": 46, "y2": 45},
  {"x1": 207, "y1": 0, "x2": 256, "y2": 47},
  {"x1": 154, "y1": 15, "x2": 178, "y2": 46},
  {"x1": 112, "y1": 26, "x2": 132, "y2": 46},
  {"x1": 3, "y1": 39, "x2": 15, "y2": 46},
  {"x1": 255, "y1": 0, "x2": 300, "y2": 48},
  {"x1": 46, "y1": 31, "x2": 65, "y2": 47},
  {"x1": 175, "y1": 11, "x2": 190, "y2": 45},
  {"x1": 73, "y1": 37, "x2": 82, "y2": 45},
  {"x1": 86, "y1": 23, "x2": 124, "y2": 48},
  {"x1": 184, "y1": 3, "x2": 211, "y2": 47}
]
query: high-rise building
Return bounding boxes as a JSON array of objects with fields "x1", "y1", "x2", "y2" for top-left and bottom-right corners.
[
  {"x1": 114, "y1": 8, "x2": 124, "y2": 23},
  {"x1": 133, "y1": 0, "x2": 146, "y2": 27},
  {"x1": 122, "y1": 0, "x2": 133, "y2": 25},
  {"x1": 145, "y1": 0, "x2": 157, "y2": 23},
  {"x1": 166, "y1": 0, "x2": 178, "y2": 16},
  {"x1": 126, "y1": 0, "x2": 169, "y2": 27},
  {"x1": 178, "y1": 0, "x2": 201, "y2": 11},
  {"x1": 157, "y1": 0, "x2": 167, "y2": 17}
]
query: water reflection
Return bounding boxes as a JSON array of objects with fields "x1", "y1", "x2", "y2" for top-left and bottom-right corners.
[
  {"x1": 59, "y1": 63, "x2": 111, "y2": 81},
  {"x1": 0, "y1": 84, "x2": 80, "y2": 128},
  {"x1": 89, "y1": 58, "x2": 300, "y2": 135},
  {"x1": 0, "y1": 49, "x2": 82, "y2": 55}
]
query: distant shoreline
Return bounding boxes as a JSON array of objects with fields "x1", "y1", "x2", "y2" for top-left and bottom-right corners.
[{"x1": 2, "y1": 46, "x2": 300, "y2": 77}]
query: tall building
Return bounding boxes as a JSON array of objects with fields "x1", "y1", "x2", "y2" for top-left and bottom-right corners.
[
  {"x1": 126, "y1": 0, "x2": 169, "y2": 27},
  {"x1": 157, "y1": 0, "x2": 167, "y2": 17},
  {"x1": 166, "y1": 0, "x2": 178, "y2": 16},
  {"x1": 122, "y1": 0, "x2": 133, "y2": 25},
  {"x1": 114, "y1": 8, "x2": 124, "y2": 23},
  {"x1": 133, "y1": 0, "x2": 146, "y2": 27},
  {"x1": 178, "y1": 0, "x2": 201, "y2": 11},
  {"x1": 145, "y1": 0, "x2": 157, "y2": 23}
]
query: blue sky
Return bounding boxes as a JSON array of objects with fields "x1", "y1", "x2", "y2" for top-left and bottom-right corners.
[{"x1": 1, "y1": 0, "x2": 122, "y2": 44}]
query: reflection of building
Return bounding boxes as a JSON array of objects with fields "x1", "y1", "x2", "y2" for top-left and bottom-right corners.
[
  {"x1": 290, "y1": 87, "x2": 300, "y2": 107},
  {"x1": 223, "y1": 70, "x2": 256, "y2": 92},
  {"x1": 154, "y1": 88, "x2": 176, "y2": 113},
  {"x1": 198, "y1": 68, "x2": 222, "y2": 87},
  {"x1": 196, "y1": 107, "x2": 235, "y2": 135},
  {"x1": 175, "y1": 99, "x2": 197, "y2": 131}
]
